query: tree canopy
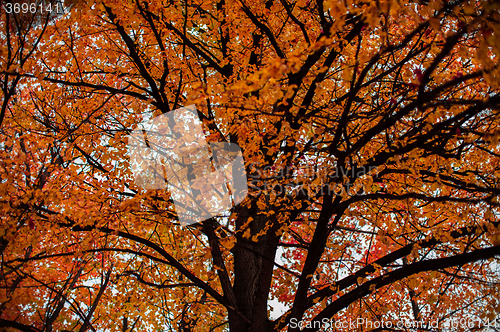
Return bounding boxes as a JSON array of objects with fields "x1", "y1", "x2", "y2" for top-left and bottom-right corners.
[{"x1": 1, "y1": 0, "x2": 500, "y2": 331}]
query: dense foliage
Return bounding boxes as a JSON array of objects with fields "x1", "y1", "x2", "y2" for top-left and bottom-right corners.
[{"x1": 1, "y1": 0, "x2": 500, "y2": 331}]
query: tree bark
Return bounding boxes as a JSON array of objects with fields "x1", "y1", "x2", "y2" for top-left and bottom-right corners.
[{"x1": 230, "y1": 205, "x2": 279, "y2": 332}]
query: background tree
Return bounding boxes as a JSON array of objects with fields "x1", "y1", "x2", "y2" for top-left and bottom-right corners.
[{"x1": 1, "y1": 0, "x2": 500, "y2": 331}]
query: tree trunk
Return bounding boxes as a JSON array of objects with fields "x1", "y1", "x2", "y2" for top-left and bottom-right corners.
[{"x1": 230, "y1": 207, "x2": 279, "y2": 332}]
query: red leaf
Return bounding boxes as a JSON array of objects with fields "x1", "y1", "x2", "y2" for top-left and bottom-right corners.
[
  {"x1": 408, "y1": 82, "x2": 419, "y2": 90},
  {"x1": 482, "y1": 28, "x2": 493, "y2": 37},
  {"x1": 452, "y1": 71, "x2": 464, "y2": 80},
  {"x1": 414, "y1": 68, "x2": 424, "y2": 82}
]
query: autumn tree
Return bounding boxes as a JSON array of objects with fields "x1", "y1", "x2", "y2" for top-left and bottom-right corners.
[{"x1": 1, "y1": 0, "x2": 500, "y2": 331}]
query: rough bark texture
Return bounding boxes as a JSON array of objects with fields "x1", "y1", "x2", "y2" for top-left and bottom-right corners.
[{"x1": 231, "y1": 206, "x2": 279, "y2": 332}]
